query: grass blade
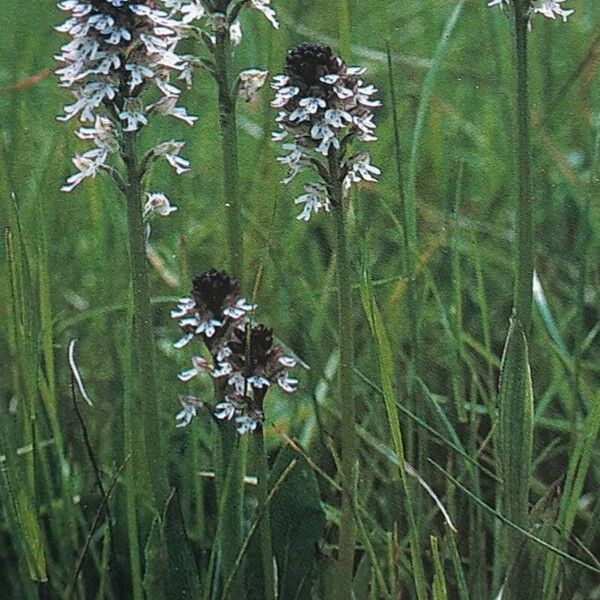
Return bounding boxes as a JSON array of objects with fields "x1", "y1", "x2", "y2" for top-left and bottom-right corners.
[
  {"x1": 496, "y1": 316, "x2": 534, "y2": 593},
  {"x1": 542, "y1": 388, "x2": 600, "y2": 597},
  {"x1": 430, "y1": 536, "x2": 448, "y2": 600},
  {"x1": 363, "y1": 270, "x2": 427, "y2": 600}
]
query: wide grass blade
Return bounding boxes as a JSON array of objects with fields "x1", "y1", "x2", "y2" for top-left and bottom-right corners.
[{"x1": 495, "y1": 317, "x2": 534, "y2": 595}]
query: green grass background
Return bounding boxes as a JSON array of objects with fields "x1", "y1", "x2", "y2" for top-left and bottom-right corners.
[{"x1": 1, "y1": 0, "x2": 599, "y2": 598}]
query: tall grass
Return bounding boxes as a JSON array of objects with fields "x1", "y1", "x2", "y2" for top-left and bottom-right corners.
[{"x1": 1, "y1": 1, "x2": 599, "y2": 598}]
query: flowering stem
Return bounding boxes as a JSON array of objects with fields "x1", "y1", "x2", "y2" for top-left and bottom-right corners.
[
  {"x1": 213, "y1": 383, "x2": 246, "y2": 600},
  {"x1": 512, "y1": 1, "x2": 533, "y2": 335},
  {"x1": 211, "y1": 30, "x2": 247, "y2": 589},
  {"x1": 121, "y1": 130, "x2": 166, "y2": 509},
  {"x1": 329, "y1": 150, "x2": 356, "y2": 598},
  {"x1": 213, "y1": 29, "x2": 243, "y2": 279},
  {"x1": 254, "y1": 430, "x2": 275, "y2": 600},
  {"x1": 494, "y1": 4, "x2": 535, "y2": 592}
]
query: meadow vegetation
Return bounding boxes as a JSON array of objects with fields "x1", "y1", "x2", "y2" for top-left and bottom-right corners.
[{"x1": 0, "y1": 0, "x2": 599, "y2": 598}]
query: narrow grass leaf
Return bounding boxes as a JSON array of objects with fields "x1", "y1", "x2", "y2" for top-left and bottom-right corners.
[
  {"x1": 367, "y1": 289, "x2": 427, "y2": 599},
  {"x1": 0, "y1": 420, "x2": 47, "y2": 583},
  {"x1": 430, "y1": 536, "x2": 448, "y2": 600},
  {"x1": 143, "y1": 515, "x2": 167, "y2": 599},
  {"x1": 542, "y1": 388, "x2": 600, "y2": 597},
  {"x1": 447, "y1": 531, "x2": 470, "y2": 600},
  {"x1": 430, "y1": 460, "x2": 600, "y2": 575},
  {"x1": 405, "y1": 0, "x2": 466, "y2": 263}
]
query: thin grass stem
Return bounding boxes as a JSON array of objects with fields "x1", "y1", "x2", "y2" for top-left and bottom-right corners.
[
  {"x1": 336, "y1": 0, "x2": 351, "y2": 57},
  {"x1": 214, "y1": 418, "x2": 246, "y2": 600},
  {"x1": 254, "y1": 432, "x2": 275, "y2": 600}
]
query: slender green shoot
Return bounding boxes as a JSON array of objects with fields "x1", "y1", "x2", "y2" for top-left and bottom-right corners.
[
  {"x1": 329, "y1": 149, "x2": 357, "y2": 600},
  {"x1": 121, "y1": 129, "x2": 166, "y2": 508},
  {"x1": 511, "y1": 0, "x2": 533, "y2": 335},
  {"x1": 213, "y1": 27, "x2": 243, "y2": 278},
  {"x1": 254, "y1": 432, "x2": 275, "y2": 600}
]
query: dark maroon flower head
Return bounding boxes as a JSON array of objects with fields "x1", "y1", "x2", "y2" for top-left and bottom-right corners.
[
  {"x1": 192, "y1": 269, "x2": 241, "y2": 317},
  {"x1": 171, "y1": 269, "x2": 253, "y2": 350},
  {"x1": 284, "y1": 43, "x2": 341, "y2": 93},
  {"x1": 219, "y1": 322, "x2": 298, "y2": 400},
  {"x1": 227, "y1": 324, "x2": 276, "y2": 375}
]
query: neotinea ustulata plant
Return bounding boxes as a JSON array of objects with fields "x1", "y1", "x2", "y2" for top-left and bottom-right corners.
[
  {"x1": 172, "y1": 268, "x2": 299, "y2": 599},
  {"x1": 271, "y1": 42, "x2": 381, "y2": 600},
  {"x1": 55, "y1": 0, "x2": 199, "y2": 527}
]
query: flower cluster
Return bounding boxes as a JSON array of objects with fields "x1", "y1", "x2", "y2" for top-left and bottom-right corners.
[
  {"x1": 56, "y1": 0, "x2": 198, "y2": 194},
  {"x1": 167, "y1": 0, "x2": 278, "y2": 46},
  {"x1": 173, "y1": 270, "x2": 298, "y2": 434},
  {"x1": 488, "y1": 0, "x2": 574, "y2": 22},
  {"x1": 163, "y1": 1, "x2": 275, "y2": 105},
  {"x1": 272, "y1": 43, "x2": 381, "y2": 220}
]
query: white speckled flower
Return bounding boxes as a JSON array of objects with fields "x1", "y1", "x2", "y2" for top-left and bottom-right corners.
[
  {"x1": 271, "y1": 43, "x2": 381, "y2": 219},
  {"x1": 343, "y1": 152, "x2": 382, "y2": 192},
  {"x1": 250, "y1": 0, "x2": 278, "y2": 28},
  {"x1": 168, "y1": 0, "x2": 278, "y2": 46},
  {"x1": 488, "y1": 0, "x2": 574, "y2": 22},
  {"x1": 294, "y1": 183, "x2": 331, "y2": 221},
  {"x1": 237, "y1": 69, "x2": 269, "y2": 102},
  {"x1": 150, "y1": 140, "x2": 190, "y2": 174},
  {"x1": 56, "y1": 0, "x2": 197, "y2": 192},
  {"x1": 175, "y1": 395, "x2": 205, "y2": 428},
  {"x1": 532, "y1": 0, "x2": 573, "y2": 20},
  {"x1": 172, "y1": 272, "x2": 299, "y2": 434},
  {"x1": 143, "y1": 191, "x2": 178, "y2": 218}
]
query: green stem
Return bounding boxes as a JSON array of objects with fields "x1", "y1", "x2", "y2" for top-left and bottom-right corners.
[
  {"x1": 211, "y1": 380, "x2": 246, "y2": 600},
  {"x1": 121, "y1": 130, "x2": 166, "y2": 508},
  {"x1": 254, "y1": 431, "x2": 275, "y2": 600},
  {"x1": 512, "y1": 2, "x2": 533, "y2": 335},
  {"x1": 123, "y1": 380, "x2": 143, "y2": 600},
  {"x1": 214, "y1": 29, "x2": 243, "y2": 279},
  {"x1": 337, "y1": 0, "x2": 351, "y2": 58},
  {"x1": 329, "y1": 151, "x2": 356, "y2": 599},
  {"x1": 494, "y1": 9, "x2": 534, "y2": 596},
  {"x1": 216, "y1": 423, "x2": 246, "y2": 600}
]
